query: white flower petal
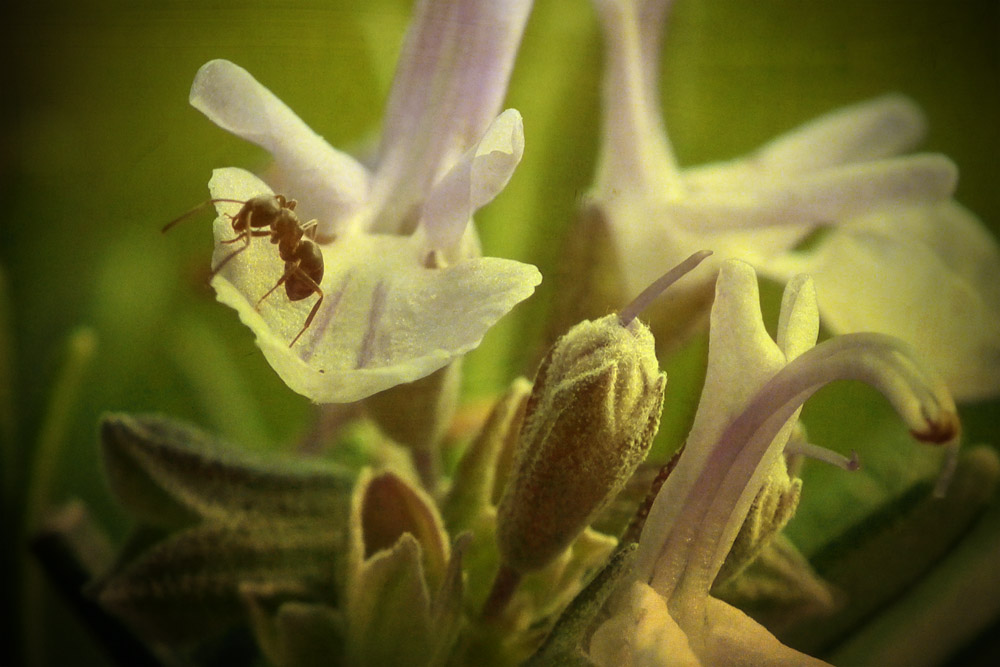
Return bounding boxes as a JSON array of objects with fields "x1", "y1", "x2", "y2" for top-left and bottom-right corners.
[
  {"x1": 776, "y1": 274, "x2": 819, "y2": 362},
  {"x1": 637, "y1": 266, "x2": 958, "y2": 607},
  {"x1": 682, "y1": 95, "x2": 926, "y2": 193},
  {"x1": 701, "y1": 598, "x2": 829, "y2": 666},
  {"x1": 190, "y1": 59, "x2": 369, "y2": 233},
  {"x1": 760, "y1": 220, "x2": 1000, "y2": 401},
  {"x1": 590, "y1": 581, "x2": 699, "y2": 667},
  {"x1": 592, "y1": 0, "x2": 682, "y2": 197},
  {"x1": 367, "y1": 0, "x2": 532, "y2": 234},
  {"x1": 602, "y1": 265, "x2": 956, "y2": 667},
  {"x1": 850, "y1": 201, "x2": 1000, "y2": 307},
  {"x1": 674, "y1": 153, "x2": 957, "y2": 231},
  {"x1": 206, "y1": 168, "x2": 541, "y2": 403},
  {"x1": 418, "y1": 109, "x2": 525, "y2": 253},
  {"x1": 752, "y1": 94, "x2": 927, "y2": 172},
  {"x1": 635, "y1": 261, "x2": 787, "y2": 591}
]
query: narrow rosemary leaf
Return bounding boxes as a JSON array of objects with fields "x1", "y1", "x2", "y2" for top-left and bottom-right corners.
[
  {"x1": 783, "y1": 446, "x2": 999, "y2": 655},
  {"x1": 93, "y1": 517, "x2": 344, "y2": 643},
  {"x1": 101, "y1": 413, "x2": 353, "y2": 526}
]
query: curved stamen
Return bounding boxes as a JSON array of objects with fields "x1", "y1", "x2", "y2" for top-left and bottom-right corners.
[
  {"x1": 618, "y1": 250, "x2": 712, "y2": 326},
  {"x1": 644, "y1": 332, "x2": 959, "y2": 599}
]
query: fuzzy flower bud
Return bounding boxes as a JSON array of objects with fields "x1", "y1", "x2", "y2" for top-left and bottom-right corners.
[
  {"x1": 496, "y1": 313, "x2": 666, "y2": 573},
  {"x1": 493, "y1": 253, "x2": 711, "y2": 585}
]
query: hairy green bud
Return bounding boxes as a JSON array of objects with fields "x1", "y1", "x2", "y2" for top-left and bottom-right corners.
[{"x1": 496, "y1": 314, "x2": 666, "y2": 573}]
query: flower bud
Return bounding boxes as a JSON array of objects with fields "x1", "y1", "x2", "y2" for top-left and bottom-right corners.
[{"x1": 496, "y1": 314, "x2": 666, "y2": 573}]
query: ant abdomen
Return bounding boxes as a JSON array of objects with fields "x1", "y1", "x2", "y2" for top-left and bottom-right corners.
[{"x1": 285, "y1": 240, "x2": 325, "y2": 302}]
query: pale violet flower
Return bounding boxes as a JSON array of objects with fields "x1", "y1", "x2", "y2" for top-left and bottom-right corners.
[
  {"x1": 188, "y1": 0, "x2": 539, "y2": 403},
  {"x1": 588, "y1": 260, "x2": 960, "y2": 666},
  {"x1": 591, "y1": 0, "x2": 1000, "y2": 400}
]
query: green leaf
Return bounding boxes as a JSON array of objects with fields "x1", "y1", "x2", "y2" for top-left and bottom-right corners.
[
  {"x1": 428, "y1": 534, "x2": 470, "y2": 667},
  {"x1": 92, "y1": 517, "x2": 343, "y2": 643},
  {"x1": 782, "y1": 445, "x2": 1000, "y2": 655},
  {"x1": 244, "y1": 597, "x2": 345, "y2": 667},
  {"x1": 444, "y1": 377, "x2": 531, "y2": 534},
  {"x1": 346, "y1": 533, "x2": 434, "y2": 666},
  {"x1": 273, "y1": 602, "x2": 345, "y2": 667},
  {"x1": 100, "y1": 413, "x2": 353, "y2": 527}
]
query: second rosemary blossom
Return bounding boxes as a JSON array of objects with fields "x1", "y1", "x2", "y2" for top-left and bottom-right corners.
[
  {"x1": 585, "y1": 0, "x2": 1000, "y2": 399},
  {"x1": 587, "y1": 259, "x2": 961, "y2": 666}
]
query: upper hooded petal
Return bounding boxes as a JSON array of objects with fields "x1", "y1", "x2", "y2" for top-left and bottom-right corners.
[
  {"x1": 206, "y1": 168, "x2": 541, "y2": 403},
  {"x1": 417, "y1": 109, "x2": 525, "y2": 255},
  {"x1": 634, "y1": 261, "x2": 791, "y2": 592},
  {"x1": 592, "y1": 0, "x2": 682, "y2": 198},
  {"x1": 190, "y1": 59, "x2": 369, "y2": 235},
  {"x1": 366, "y1": 0, "x2": 532, "y2": 235}
]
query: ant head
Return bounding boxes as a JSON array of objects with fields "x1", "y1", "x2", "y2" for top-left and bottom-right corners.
[{"x1": 276, "y1": 194, "x2": 297, "y2": 210}]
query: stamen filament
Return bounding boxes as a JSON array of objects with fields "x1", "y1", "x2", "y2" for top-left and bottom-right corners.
[
  {"x1": 786, "y1": 438, "x2": 860, "y2": 471},
  {"x1": 933, "y1": 440, "x2": 960, "y2": 498},
  {"x1": 618, "y1": 250, "x2": 712, "y2": 326},
  {"x1": 643, "y1": 332, "x2": 959, "y2": 599}
]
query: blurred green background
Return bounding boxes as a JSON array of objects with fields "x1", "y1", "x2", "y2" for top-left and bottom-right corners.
[{"x1": 3, "y1": 0, "x2": 998, "y2": 664}]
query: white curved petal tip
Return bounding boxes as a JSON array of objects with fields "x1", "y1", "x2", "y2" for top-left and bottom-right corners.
[
  {"x1": 190, "y1": 59, "x2": 278, "y2": 142},
  {"x1": 419, "y1": 109, "x2": 525, "y2": 253},
  {"x1": 756, "y1": 93, "x2": 928, "y2": 171}
]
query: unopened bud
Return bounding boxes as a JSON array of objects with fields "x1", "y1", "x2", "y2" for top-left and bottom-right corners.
[
  {"x1": 496, "y1": 314, "x2": 666, "y2": 573},
  {"x1": 480, "y1": 254, "x2": 710, "y2": 619}
]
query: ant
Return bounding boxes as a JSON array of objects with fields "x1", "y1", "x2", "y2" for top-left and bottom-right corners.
[{"x1": 163, "y1": 194, "x2": 325, "y2": 347}]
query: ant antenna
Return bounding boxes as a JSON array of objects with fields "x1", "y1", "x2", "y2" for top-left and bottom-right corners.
[
  {"x1": 161, "y1": 198, "x2": 247, "y2": 233},
  {"x1": 618, "y1": 250, "x2": 713, "y2": 326}
]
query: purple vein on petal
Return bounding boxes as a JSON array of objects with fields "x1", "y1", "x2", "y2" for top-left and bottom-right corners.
[
  {"x1": 301, "y1": 270, "x2": 353, "y2": 363},
  {"x1": 356, "y1": 281, "x2": 388, "y2": 369}
]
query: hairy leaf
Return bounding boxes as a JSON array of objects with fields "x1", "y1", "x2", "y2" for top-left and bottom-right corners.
[
  {"x1": 93, "y1": 517, "x2": 343, "y2": 643},
  {"x1": 101, "y1": 413, "x2": 353, "y2": 527}
]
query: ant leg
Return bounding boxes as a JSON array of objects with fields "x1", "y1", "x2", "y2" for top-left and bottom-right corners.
[
  {"x1": 221, "y1": 229, "x2": 269, "y2": 244},
  {"x1": 300, "y1": 219, "x2": 318, "y2": 239},
  {"x1": 256, "y1": 272, "x2": 289, "y2": 311},
  {"x1": 211, "y1": 230, "x2": 270, "y2": 276},
  {"x1": 289, "y1": 274, "x2": 325, "y2": 348},
  {"x1": 290, "y1": 292, "x2": 323, "y2": 347},
  {"x1": 210, "y1": 234, "x2": 249, "y2": 276}
]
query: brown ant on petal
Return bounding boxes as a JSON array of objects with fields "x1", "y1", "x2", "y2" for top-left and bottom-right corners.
[{"x1": 163, "y1": 194, "x2": 325, "y2": 347}]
